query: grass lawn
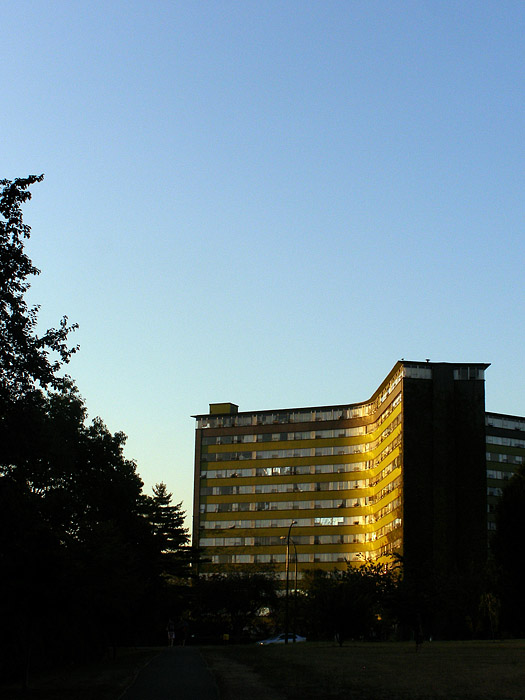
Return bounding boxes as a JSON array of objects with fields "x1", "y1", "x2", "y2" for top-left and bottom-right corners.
[
  {"x1": 201, "y1": 640, "x2": 525, "y2": 700},
  {"x1": 0, "y1": 647, "x2": 160, "y2": 700}
]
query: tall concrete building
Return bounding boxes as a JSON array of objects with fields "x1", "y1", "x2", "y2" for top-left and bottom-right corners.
[{"x1": 192, "y1": 361, "x2": 525, "y2": 580}]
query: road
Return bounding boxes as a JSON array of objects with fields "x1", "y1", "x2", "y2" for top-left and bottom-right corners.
[{"x1": 120, "y1": 647, "x2": 219, "y2": 700}]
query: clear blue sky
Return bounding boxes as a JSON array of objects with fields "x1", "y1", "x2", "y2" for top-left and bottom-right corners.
[{"x1": 3, "y1": 1, "x2": 525, "y2": 529}]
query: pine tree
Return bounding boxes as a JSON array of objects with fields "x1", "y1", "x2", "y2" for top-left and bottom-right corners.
[{"x1": 149, "y1": 482, "x2": 191, "y2": 579}]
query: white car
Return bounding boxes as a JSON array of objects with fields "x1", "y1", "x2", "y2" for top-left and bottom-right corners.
[{"x1": 258, "y1": 633, "x2": 306, "y2": 645}]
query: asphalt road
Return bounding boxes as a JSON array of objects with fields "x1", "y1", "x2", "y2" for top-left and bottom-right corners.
[{"x1": 121, "y1": 647, "x2": 219, "y2": 700}]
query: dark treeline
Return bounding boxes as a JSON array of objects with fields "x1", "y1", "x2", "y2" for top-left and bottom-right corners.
[
  {"x1": 0, "y1": 176, "x2": 191, "y2": 683},
  {"x1": 295, "y1": 558, "x2": 496, "y2": 643}
]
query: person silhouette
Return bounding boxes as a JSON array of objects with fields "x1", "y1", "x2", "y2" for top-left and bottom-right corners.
[{"x1": 166, "y1": 619, "x2": 176, "y2": 647}]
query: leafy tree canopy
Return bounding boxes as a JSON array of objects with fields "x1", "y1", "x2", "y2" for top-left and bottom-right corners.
[{"x1": 0, "y1": 175, "x2": 78, "y2": 400}]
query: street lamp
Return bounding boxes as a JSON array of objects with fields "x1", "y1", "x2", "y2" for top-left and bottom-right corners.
[
  {"x1": 283, "y1": 520, "x2": 297, "y2": 644},
  {"x1": 280, "y1": 534, "x2": 299, "y2": 643},
  {"x1": 290, "y1": 538, "x2": 298, "y2": 642}
]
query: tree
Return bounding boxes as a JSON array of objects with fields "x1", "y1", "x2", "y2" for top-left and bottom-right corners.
[
  {"x1": 148, "y1": 482, "x2": 191, "y2": 579},
  {"x1": 0, "y1": 175, "x2": 78, "y2": 401},
  {"x1": 195, "y1": 571, "x2": 278, "y2": 642},
  {"x1": 0, "y1": 386, "x2": 157, "y2": 678},
  {"x1": 299, "y1": 559, "x2": 400, "y2": 643}
]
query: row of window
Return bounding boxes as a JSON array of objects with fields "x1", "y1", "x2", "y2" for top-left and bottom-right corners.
[
  {"x1": 453, "y1": 367, "x2": 485, "y2": 380},
  {"x1": 198, "y1": 407, "x2": 372, "y2": 429},
  {"x1": 486, "y1": 452, "x2": 523, "y2": 465},
  {"x1": 197, "y1": 376, "x2": 404, "y2": 430},
  {"x1": 201, "y1": 516, "x2": 352, "y2": 529},
  {"x1": 486, "y1": 415, "x2": 525, "y2": 431},
  {"x1": 201, "y1": 482, "x2": 369, "y2": 496},
  {"x1": 487, "y1": 469, "x2": 514, "y2": 481},
  {"x1": 202, "y1": 493, "x2": 400, "y2": 521},
  {"x1": 209, "y1": 552, "x2": 366, "y2": 564},
  {"x1": 486, "y1": 436, "x2": 525, "y2": 448},
  {"x1": 202, "y1": 493, "x2": 401, "y2": 522},
  {"x1": 203, "y1": 500, "x2": 369, "y2": 515},
  {"x1": 203, "y1": 427, "x2": 366, "y2": 445},
  {"x1": 202, "y1": 445, "x2": 370, "y2": 462},
  {"x1": 201, "y1": 461, "x2": 372, "y2": 479},
  {"x1": 199, "y1": 533, "x2": 366, "y2": 547},
  {"x1": 201, "y1": 395, "x2": 403, "y2": 445},
  {"x1": 403, "y1": 365, "x2": 432, "y2": 379},
  {"x1": 199, "y1": 570, "x2": 313, "y2": 581},
  {"x1": 202, "y1": 463, "x2": 366, "y2": 479}
]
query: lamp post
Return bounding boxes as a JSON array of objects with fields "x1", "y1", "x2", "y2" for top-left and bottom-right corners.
[
  {"x1": 290, "y1": 538, "x2": 298, "y2": 643},
  {"x1": 283, "y1": 520, "x2": 297, "y2": 644}
]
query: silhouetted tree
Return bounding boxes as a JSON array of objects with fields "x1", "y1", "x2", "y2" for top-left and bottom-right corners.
[
  {"x1": 0, "y1": 175, "x2": 78, "y2": 402},
  {"x1": 0, "y1": 177, "x2": 189, "y2": 679},
  {"x1": 194, "y1": 571, "x2": 278, "y2": 642},
  {"x1": 299, "y1": 559, "x2": 400, "y2": 644},
  {"x1": 0, "y1": 386, "x2": 157, "y2": 677},
  {"x1": 148, "y1": 482, "x2": 191, "y2": 579}
]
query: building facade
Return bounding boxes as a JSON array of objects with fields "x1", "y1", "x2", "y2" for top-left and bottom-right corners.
[{"x1": 192, "y1": 361, "x2": 525, "y2": 580}]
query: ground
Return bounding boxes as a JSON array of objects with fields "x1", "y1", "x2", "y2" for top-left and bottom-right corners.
[
  {"x1": 1, "y1": 648, "x2": 158, "y2": 700},
  {"x1": 201, "y1": 640, "x2": 525, "y2": 700},
  {"x1": 3, "y1": 640, "x2": 525, "y2": 699}
]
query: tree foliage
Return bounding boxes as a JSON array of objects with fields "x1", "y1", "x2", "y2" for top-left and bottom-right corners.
[
  {"x1": 194, "y1": 571, "x2": 278, "y2": 642},
  {"x1": 147, "y1": 482, "x2": 191, "y2": 579},
  {"x1": 0, "y1": 175, "x2": 78, "y2": 400},
  {"x1": 299, "y1": 559, "x2": 400, "y2": 643}
]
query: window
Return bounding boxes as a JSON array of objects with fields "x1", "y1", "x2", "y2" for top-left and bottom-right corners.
[
  {"x1": 487, "y1": 487, "x2": 503, "y2": 497},
  {"x1": 404, "y1": 365, "x2": 432, "y2": 379},
  {"x1": 453, "y1": 366, "x2": 485, "y2": 380}
]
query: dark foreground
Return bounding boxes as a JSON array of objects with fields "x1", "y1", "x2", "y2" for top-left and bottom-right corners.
[
  {"x1": 121, "y1": 647, "x2": 218, "y2": 700},
  {"x1": 2, "y1": 647, "x2": 218, "y2": 700},
  {"x1": 3, "y1": 640, "x2": 525, "y2": 699},
  {"x1": 202, "y1": 640, "x2": 525, "y2": 700}
]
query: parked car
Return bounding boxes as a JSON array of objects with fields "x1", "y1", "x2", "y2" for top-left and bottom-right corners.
[{"x1": 258, "y1": 633, "x2": 306, "y2": 645}]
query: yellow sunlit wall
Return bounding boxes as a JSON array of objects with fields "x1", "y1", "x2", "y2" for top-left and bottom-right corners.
[{"x1": 193, "y1": 365, "x2": 405, "y2": 580}]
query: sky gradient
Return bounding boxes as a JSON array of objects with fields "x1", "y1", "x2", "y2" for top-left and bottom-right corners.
[{"x1": 3, "y1": 1, "x2": 525, "y2": 528}]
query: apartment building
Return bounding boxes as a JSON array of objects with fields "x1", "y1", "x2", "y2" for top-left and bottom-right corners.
[{"x1": 192, "y1": 361, "x2": 525, "y2": 580}]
